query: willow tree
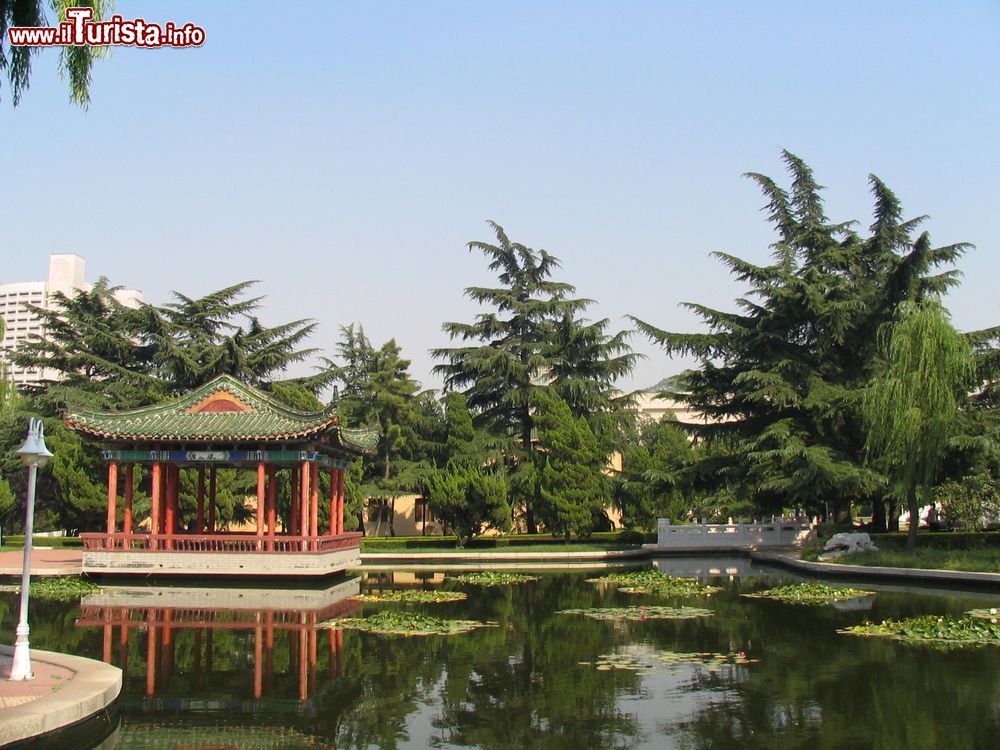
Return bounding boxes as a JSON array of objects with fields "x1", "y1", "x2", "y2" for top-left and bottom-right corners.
[
  {"x1": 862, "y1": 300, "x2": 974, "y2": 552},
  {"x1": 1, "y1": 0, "x2": 109, "y2": 106}
]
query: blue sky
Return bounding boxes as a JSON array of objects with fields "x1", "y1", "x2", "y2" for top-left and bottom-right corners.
[{"x1": 2, "y1": 1, "x2": 997, "y2": 391}]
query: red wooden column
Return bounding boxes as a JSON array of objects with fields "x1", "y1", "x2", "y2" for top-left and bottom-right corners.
[
  {"x1": 102, "y1": 608, "x2": 113, "y2": 663},
  {"x1": 336, "y1": 468, "x2": 346, "y2": 535},
  {"x1": 309, "y1": 463, "x2": 319, "y2": 539},
  {"x1": 118, "y1": 608, "x2": 130, "y2": 672},
  {"x1": 298, "y1": 614, "x2": 308, "y2": 701},
  {"x1": 256, "y1": 461, "x2": 266, "y2": 537},
  {"x1": 253, "y1": 613, "x2": 263, "y2": 700},
  {"x1": 299, "y1": 461, "x2": 310, "y2": 549},
  {"x1": 196, "y1": 467, "x2": 206, "y2": 533},
  {"x1": 165, "y1": 465, "x2": 178, "y2": 550},
  {"x1": 266, "y1": 466, "x2": 277, "y2": 548},
  {"x1": 330, "y1": 469, "x2": 339, "y2": 536},
  {"x1": 150, "y1": 462, "x2": 162, "y2": 550},
  {"x1": 289, "y1": 468, "x2": 299, "y2": 537},
  {"x1": 106, "y1": 461, "x2": 119, "y2": 548},
  {"x1": 123, "y1": 464, "x2": 134, "y2": 542},
  {"x1": 208, "y1": 466, "x2": 217, "y2": 533},
  {"x1": 146, "y1": 609, "x2": 158, "y2": 697}
]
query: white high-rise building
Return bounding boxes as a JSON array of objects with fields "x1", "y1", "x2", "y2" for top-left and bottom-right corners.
[{"x1": 0, "y1": 254, "x2": 143, "y2": 387}]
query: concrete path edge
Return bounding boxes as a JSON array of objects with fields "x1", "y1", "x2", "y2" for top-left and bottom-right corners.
[
  {"x1": 0, "y1": 645, "x2": 121, "y2": 748},
  {"x1": 750, "y1": 550, "x2": 1000, "y2": 590}
]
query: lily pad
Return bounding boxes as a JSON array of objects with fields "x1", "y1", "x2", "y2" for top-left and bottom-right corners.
[
  {"x1": 558, "y1": 605, "x2": 714, "y2": 621},
  {"x1": 320, "y1": 610, "x2": 496, "y2": 637},
  {"x1": 967, "y1": 608, "x2": 999, "y2": 623},
  {"x1": 351, "y1": 590, "x2": 468, "y2": 604},
  {"x1": 741, "y1": 582, "x2": 875, "y2": 605},
  {"x1": 839, "y1": 615, "x2": 1000, "y2": 647},
  {"x1": 586, "y1": 570, "x2": 720, "y2": 596},
  {"x1": 579, "y1": 650, "x2": 759, "y2": 673},
  {"x1": 29, "y1": 577, "x2": 100, "y2": 601},
  {"x1": 450, "y1": 572, "x2": 538, "y2": 586}
]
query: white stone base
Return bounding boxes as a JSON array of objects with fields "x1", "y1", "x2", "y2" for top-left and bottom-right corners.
[{"x1": 83, "y1": 547, "x2": 360, "y2": 577}]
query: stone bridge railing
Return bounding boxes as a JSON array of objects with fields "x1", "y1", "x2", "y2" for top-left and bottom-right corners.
[{"x1": 656, "y1": 518, "x2": 815, "y2": 550}]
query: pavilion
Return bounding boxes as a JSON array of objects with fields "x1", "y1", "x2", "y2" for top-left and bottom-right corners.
[{"x1": 66, "y1": 375, "x2": 378, "y2": 578}]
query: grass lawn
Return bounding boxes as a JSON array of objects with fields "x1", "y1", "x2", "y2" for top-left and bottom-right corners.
[{"x1": 807, "y1": 547, "x2": 1000, "y2": 574}]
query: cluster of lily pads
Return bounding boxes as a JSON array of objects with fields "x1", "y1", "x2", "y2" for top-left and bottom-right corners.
[
  {"x1": 321, "y1": 610, "x2": 497, "y2": 637},
  {"x1": 741, "y1": 582, "x2": 875, "y2": 605},
  {"x1": 558, "y1": 605, "x2": 714, "y2": 621},
  {"x1": 29, "y1": 576, "x2": 100, "y2": 601},
  {"x1": 839, "y1": 612, "x2": 1000, "y2": 647},
  {"x1": 450, "y1": 571, "x2": 538, "y2": 586},
  {"x1": 579, "y1": 649, "x2": 759, "y2": 673},
  {"x1": 350, "y1": 590, "x2": 468, "y2": 604},
  {"x1": 586, "y1": 570, "x2": 720, "y2": 596}
]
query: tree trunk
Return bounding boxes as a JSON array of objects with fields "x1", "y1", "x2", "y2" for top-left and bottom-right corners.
[
  {"x1": 871, "y1": 497, "x2": 887, "y2": 532},
  {"x1": 389, "y1": 497, "x2": 396, "y2": 537},
  {"x1": 887, "y1": 499, "x2": 899, "y2": 532},
  {"x1": 522, "y1": 416, "x2": 538, "y2": 534},
  {"x1": 905, "y1": 485, "x2": 919, "y2": 554}
]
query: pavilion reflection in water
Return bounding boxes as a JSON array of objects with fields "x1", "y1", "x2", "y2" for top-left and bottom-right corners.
[{"x1": 76, "y1": 576, "x2": 361, "y2": 713}]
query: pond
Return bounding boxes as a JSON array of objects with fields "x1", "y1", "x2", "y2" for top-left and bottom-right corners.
[{"x1": 2, "y1": 557, "x2": 999, "y2": 749}]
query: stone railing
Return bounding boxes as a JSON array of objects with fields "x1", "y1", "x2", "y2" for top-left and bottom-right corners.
[{"x1": 656, "y1": 518, "x2": 815, "y2": 550}]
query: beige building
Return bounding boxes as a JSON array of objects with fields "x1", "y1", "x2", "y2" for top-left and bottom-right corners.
[{"x1": 0, "y1": 254, "x2": 142, "y2": 386}]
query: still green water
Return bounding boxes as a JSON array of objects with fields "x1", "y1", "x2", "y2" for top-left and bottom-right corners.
[{"x1": 3, "y1": 558, "x2": 999, "y2": 749}]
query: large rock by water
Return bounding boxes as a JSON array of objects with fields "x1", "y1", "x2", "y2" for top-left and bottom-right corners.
[{"x1": 818, "y1": 532, "x2": 878, "y2": 561}]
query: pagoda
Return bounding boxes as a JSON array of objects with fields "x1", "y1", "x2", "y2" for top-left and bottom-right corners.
[{"x1": 66, "y1": 374, "x2": 378, "y2": 578}]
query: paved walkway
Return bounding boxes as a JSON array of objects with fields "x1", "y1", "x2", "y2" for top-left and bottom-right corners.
[
  {"x1": 0, "y1": 650, "x2": 73, "y2": 708},
  {"x1": 0, "y1": 646, "x2": 120, "y2": 747},
  {"x1": 0, "y1": 548, "x2": 83, "y2": 577}
]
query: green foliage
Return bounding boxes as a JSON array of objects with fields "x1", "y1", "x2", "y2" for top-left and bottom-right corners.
[
  {"x1": 863, "y1": 299, "x2": 975, "y2": 551},
  {"x1": 741, "y1": 582, "x2": 875, "y2": 605},
  {"x1": 934, "y1": 470, "x2": 1000, "y2": 531},
  {"x1": 614, "y1": 416, "x2": 697, "y2": 529},
  {"x1": 350, "y1": 590, "x2": 468, "y2": 604},
  {"x1": 839, "y1": 615, "x2": 1000, "y2": 647},
  {"x1": 0, "y1": 0, "x2": 109, "y2": 106},
  {"x1": 558, "y1": 605, "x2": 714, "y2": 621},
  {"x1": 829, "y1": 547, "x2": 1000, "y2": 574},
  {"x1": 5, "y1": 280, "x2": 340, "y2": 531},
  {"x1": 327, "y1": 325, "x2": 435, "y2": 535},
  {"x1": 426, "y1": 465, "x2": 511, "y2": 546},
  {"x1": 434, "y1": 222, "x2": 637, "y2": 532},
  {"x1": 324, "y1": 610, "x2": 496, "y2": 636},
  {"x1": 0, "y1": 476, "x2": 13, "y2": 519},
  {"x1": 579, "y1": 650, "x2": 758, "y2": 672},
  {"x1": 28, "y1": 576, "x2": 99, "y2": 601},
  {"x1": 632, "y1": 153, "x2": 968, "y2": 524},
  {"x1": 450, "y1": 571, "x2": 538, "y2": 586},
  {"x1": 586, "y1": 570, "x2": 720, "y2": 596},
  {"x1": 532, "y1": 391, "x2": 609, "y2": 538}
]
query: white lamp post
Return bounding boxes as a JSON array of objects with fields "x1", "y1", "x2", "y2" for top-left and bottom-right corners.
[{"x1": 9, "y1": 418, "x2": 52, "y2": 681}]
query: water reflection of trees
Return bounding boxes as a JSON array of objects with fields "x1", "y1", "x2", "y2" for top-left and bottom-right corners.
[
  {"x1": 662, "y1": 584, "x2": 1000, "y2": 750},
  {"x1": 4, "y1": 569, "x2": 998, "y2": 749}
]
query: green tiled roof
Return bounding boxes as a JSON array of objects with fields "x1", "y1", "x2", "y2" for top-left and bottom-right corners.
[{"x1": 65, "y1": 375, "x2": 378, "y2": 452}]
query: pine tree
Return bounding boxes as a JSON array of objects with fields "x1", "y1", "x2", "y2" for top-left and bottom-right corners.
[
  {"x1": 632, "y1": 153, "x2": 967, "y2": 522},
  {"x1": 434, "y1": 221, "x2": 636, "y2": 531},
  {"x1": 532, "y1": 391, "x2": 609, "y2": 538}
]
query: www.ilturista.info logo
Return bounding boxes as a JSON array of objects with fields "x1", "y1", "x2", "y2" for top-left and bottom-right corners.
[{"x1": 7, "y1": 7, "x2": 205, "y2": 48}]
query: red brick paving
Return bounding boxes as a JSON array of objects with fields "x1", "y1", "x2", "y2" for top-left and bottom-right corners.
[
  {"x1": 0, "y1": 652, "x2": 74, "y2": 708},
  {"x1": 0, "y1": 549, "x2": 82, "y2": 576}
]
